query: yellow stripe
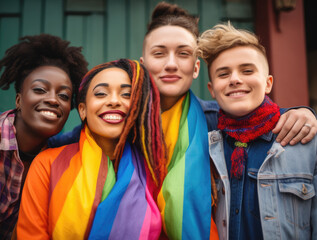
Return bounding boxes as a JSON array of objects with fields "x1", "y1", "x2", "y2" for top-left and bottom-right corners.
[
  {"x1": 161, "y1": 95, "x2": 185, "y2": 166},
  {"x1": 53, "y1": 127, "x2": 103, "y2": 239},
  {"x1": 157, "y1": 188, "x2": 167, "y2": 233}
]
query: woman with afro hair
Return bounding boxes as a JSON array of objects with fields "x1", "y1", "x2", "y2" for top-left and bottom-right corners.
[{"x1": 0, "y1": 33, "x2": 88, "y2": 239}]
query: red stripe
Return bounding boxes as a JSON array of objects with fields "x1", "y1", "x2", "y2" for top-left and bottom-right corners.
[
  {"x1": 84, "y1": 153, "x2": 108, "y2": 239},
  {"x1": 49, "y1": 143, "x2": 79, "y2": 203}
]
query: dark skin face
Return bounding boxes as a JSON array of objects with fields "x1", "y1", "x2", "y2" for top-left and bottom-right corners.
[{"x1": 14, "y1": 65, "x2": 72, "y2": 154}]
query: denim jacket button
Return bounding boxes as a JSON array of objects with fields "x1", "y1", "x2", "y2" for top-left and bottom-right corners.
[
  {"x1": 222, "y1": 187, "x2": 225, "y2": 194},
  {"x1": 222, "y1": 220, "x2": 226, "y2": 227}
]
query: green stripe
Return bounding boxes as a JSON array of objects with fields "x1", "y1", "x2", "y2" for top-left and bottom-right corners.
[
  {"x1": 101, "y1": 157, "x2": 116, "y2": 202},
  {"x1": 163, "y1": 93, "x2": 190, "y2": 239}
]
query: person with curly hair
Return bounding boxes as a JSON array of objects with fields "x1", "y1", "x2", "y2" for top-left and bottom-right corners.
[
  {"x1": 16, "y1": 59, "x2": 166, "y2": 239},
  {"x1": 0, "y1": 33, "x2": 88, "y2": 239}
]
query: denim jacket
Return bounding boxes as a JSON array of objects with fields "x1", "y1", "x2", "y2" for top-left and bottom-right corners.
[{"x1": 209, "y1": 130, "x2": 317, "y2": 240}]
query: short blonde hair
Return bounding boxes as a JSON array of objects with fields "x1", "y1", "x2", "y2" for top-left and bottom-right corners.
[{"x1": 197, "y1": 22, "x2": 267, "y2": 70}]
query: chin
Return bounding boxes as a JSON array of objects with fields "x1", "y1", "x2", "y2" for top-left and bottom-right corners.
[{"x1": 224, "y1": 109, "x2": 249, "y2": 118}]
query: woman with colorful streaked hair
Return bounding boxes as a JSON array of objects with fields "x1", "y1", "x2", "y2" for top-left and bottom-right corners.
[{"x1": 16, "y1": 59, "x2": 166, "y2": 239}]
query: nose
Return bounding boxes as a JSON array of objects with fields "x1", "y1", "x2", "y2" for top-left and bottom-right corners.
[
  {"x1": 165, "y1": 53, "x2": 178, "y2": 71},
  {"x1": 44, "y1": 92, "x2": 59, "y2": 107},
  {"x1": 107, "y1": 93, "x2": 121, "y2": 107},
  {"x1": 229, "y1": 71, "x2": 242, "y2": 86}
]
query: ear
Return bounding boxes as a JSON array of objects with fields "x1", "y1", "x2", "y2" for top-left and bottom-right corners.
[
  {"x1": 78, "y1": 102, "x2": 87, "y2": 121},
  {"x1": 193, "y1": 59, "x2": 200, "y2": 79},
  {"x1": 15, "y1": 93, "x2": 21, "y2": 110},
  {"x1": 140, "y1": 57, "x2": 144, "y2": 64},
  {"x1": 265, "y1": 75, "x2": 273, "y2": 94},
  {"x1": 207, "y1": 81, "x2": 216, "y2": 99}
]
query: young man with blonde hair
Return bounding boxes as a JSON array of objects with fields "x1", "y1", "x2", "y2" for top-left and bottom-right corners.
[{"x1": 197, "y1": 23, "x2": 317, "y2": 240}]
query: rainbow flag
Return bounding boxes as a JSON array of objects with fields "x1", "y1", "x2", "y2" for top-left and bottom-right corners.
[
  {"x1": 47, "y1": 126, "x2": 161, "y2": 239},
  {"x1": 159, "y1": 90, "x2": 215, "y2": 239}
]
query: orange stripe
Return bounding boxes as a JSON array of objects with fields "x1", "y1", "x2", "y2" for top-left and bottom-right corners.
[
  {"x1": 49, "y1": 133, "x2": 87, "y2": 232},
  {"x1": 49, "y1": 143, "x2": 79, "y2": 202}
]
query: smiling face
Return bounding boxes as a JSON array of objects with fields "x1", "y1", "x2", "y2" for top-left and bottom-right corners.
[
  {"x1": 15, "y1": 65, "x2": 72, "y2": 138},
  {"x1": 208, "y1": 46, "x2": 273, "y2": 118},
  {"x1": 78, "y1": 67, "x2": 131, "y2": 146},
  {"x1": 141, "y1": 25, "x2": 200, "y2": 111}
]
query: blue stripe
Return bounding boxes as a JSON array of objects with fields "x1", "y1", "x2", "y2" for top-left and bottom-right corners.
[
  {"x1": 182, "y1": 90, "x2": 212, "y2": 240},
  {"x1": 88, "y1": 143, "x2": 134, "y2": 240}
]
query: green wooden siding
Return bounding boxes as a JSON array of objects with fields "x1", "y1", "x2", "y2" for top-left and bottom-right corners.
[{"x1": 0, "y1": 0, "x2": 253, "y2": 132}]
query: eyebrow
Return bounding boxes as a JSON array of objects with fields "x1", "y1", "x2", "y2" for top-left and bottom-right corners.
[
  {"x1": 151, "y1": 44, "x2": 193, "y2": 49},
  {"x1": 93, "y1": 83, "x2": 132, "y2": 90},
  {"x1": 215, "y1": 63, "x2": 256, "y2": 73},
  {"x1": 214, "y1": 67, "x2": 229, "y2": 74},
  {"x1": 121, "y1": 84, "x2": 132, "y2": 88},
  {"x1": 32, "y1": 79, "x2": 72, "y2": 91},
  {"x1": 93, "y1": 83, "x2": 109, "y2": 90},
  {"x1": 240, "y1": 63, "x2": 255, "y2": 68}
]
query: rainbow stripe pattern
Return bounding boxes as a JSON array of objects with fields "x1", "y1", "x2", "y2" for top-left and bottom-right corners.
[
  {"x1": 49, "y1": 126, "x2": 161, "y2": 239},
  {"x1": 159, "y1": 90, "x2": 213, "y2": 239}
]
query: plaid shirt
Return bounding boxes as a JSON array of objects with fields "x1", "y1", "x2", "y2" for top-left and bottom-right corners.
[{"x1": 0, "y1": 110, "x2": 24, "y2": 239}]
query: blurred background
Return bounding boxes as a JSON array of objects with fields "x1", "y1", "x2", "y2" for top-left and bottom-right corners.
[{"x1": 0, "y1": 0, "x2": 316, "y2": 132}]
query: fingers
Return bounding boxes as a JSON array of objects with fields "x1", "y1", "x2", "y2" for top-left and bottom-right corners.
[
  {"x1": 276, "y1": 114, "x2": 305, "y2": 146},
  {"x1": 300, "y1": 121, "x2": 317, "y2": 144},
  {"x1": 274, "y1": 108, "x2": 317, "y2": 146},
  {"x1": 289, "y1": 122, "x2": 313, "y2": 145},
  {"x1": 272, "y1": 114, "x2": 285, "y2": 136}
]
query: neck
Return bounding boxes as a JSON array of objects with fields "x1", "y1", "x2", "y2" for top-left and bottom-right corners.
[
  {"x1": 160, "y1": 94, "x2": 185, "y2": 112},
  {"x1": 90, "y1": 131, "x2": 118, "y2": 160},
  {"x1": 14, "y1": 115, "x2": 47, "y2": 155},
  {"x1": 217, "y1": 95, "x2": 280, "y2": 142}
]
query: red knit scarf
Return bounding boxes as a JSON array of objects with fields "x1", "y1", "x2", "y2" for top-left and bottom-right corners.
[{"x1": 217, "y1": 96, "x2": 280, "y2": 179}]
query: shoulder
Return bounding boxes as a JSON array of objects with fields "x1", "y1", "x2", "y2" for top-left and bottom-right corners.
[
  {"x1": 275, "y1": 135, "x2": 317, "y2": 169},
  {"x1": 30, "y1": 143, "x2": 79, "y2": 178},
  {"x1": 196, "y1": 97, "x2": 220, "y2": 131},
  {"x1": 34, "y1": 145, "x2": 69, "y2": 166},
  {"x1": 196, "y1": 97, "x2": 219, "y2": 112}
]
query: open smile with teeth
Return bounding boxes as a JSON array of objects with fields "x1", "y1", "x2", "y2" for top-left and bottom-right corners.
[
  {"x1": 227, "y1": 91, "x2": 248, "y2": 97},
  {"x1": 41, "y1": 110, "x2": 58, "y2": 118},
  {"x1": 102, "y1": 114, "x2": 123, "y2": 120}
]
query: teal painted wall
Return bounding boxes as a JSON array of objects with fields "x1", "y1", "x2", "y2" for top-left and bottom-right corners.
[{"x1": 0, "y1": 0, "x2": 253, "y2": 132}]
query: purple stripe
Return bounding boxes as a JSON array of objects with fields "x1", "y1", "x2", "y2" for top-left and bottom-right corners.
[{"x1": 108, "y1": 148, "x2": 148, "y2": 239}]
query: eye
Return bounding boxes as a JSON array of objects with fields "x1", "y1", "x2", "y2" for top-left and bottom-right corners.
[
  {"x1": 153, "y1": 51, "x2": 164, "y2": 57},
  {"x1": 179, "y1": 51, "x2": 191, "y2": 57},
  {"x1": 218, "y1": 72, "x2": 229, "y2": 78},
  {"x1": 243, "y1": 69, "x2": 254, "y2": 74},
  {"x1": 121, "y1": 92, "x2": 131, "y2": 98},
  {"x1": 94, "y1": 91, "x2": 107, "y2": 97},
  {"x1": 33, "y1": 87, "x2": 46, "y2": 94},
  {"x1": 58, "y1": 93, "x2": 70, "y2": 101}
]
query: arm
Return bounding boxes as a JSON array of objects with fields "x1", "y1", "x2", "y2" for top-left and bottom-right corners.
[
  {"x1": 47, "y1": 124, "x2": 82, "y2": 148},
  {"x1": 273, "y1": 108, "x2": 317, "y2": 146},
  {"x1": 16, "y1": 151, "x2": 52, "y2": 239},
  {"x1": 200, "y1": 99, "x2": 317, "y2": 145}
]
